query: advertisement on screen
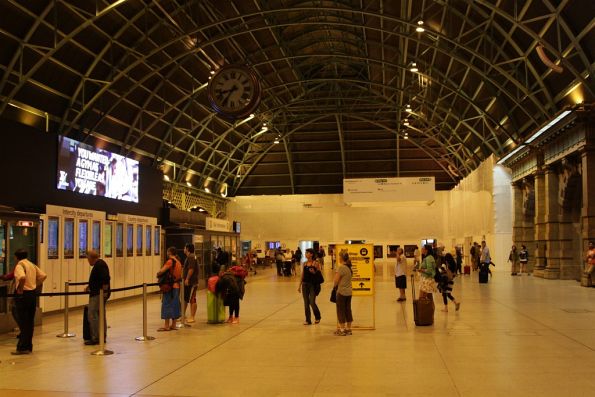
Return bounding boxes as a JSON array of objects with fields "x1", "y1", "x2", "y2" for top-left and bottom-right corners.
[{"x1": 57, "y1": 136, "x2": 139, "y2": 203}]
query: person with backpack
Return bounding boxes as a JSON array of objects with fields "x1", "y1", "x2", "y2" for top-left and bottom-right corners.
[
  {"x1": 418, "y1": 244, "x2": 437, "y2": 299},
  {"x1": 156, "y1": 246, "x2": 182, "y2": 331},
  {"x1": 216, "y1": 268, "x2": 242, "y2": 324},
  {"x1": 437, "y1": 250, "x2": 461, "y2": 312},
  {"x1": 519, "y1": 245, "x2": 529, "y2": 275}
]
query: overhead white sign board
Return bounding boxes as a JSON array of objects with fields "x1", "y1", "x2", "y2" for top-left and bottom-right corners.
[
  {"x1": 206, "y1": 217, "x2": 231, "y2": 232},
  {"x1": 343, "y1": 177, "x2": 435, "y2": 203}
]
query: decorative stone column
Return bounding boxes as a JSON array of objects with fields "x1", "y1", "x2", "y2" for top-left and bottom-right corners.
[
  {"x1": 543, "y1": 165, "x2": 561, "y2": 279},
  {"x1": 533, "y1": 165, "x2": 547, "y2": 278},
  {"x1": 581, "y1": 146, "x2": 595, "y2": 286},
  {"x1": 558, "y1": 158, "x2": 582, "y2": 280},
  {"x1": 512, "y1": 180, "x2": 534, "y2": 272}
]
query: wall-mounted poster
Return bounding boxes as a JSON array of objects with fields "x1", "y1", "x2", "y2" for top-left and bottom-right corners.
[
  {"x1": 136, "y1": 225, "x2": 143, "y2": 256},
  {"x1": 104, "y1": 222, "x2": 113, "y2": 258},
  {"x1": 116, "y1": 223, "x2": 123, "y2": 257},
  {"x1": 145, "y1": 225, "x2": 151, "y2": 256},
  {"x1": 78, "y1": 220, "x2": 88, "y2": 258},
  {"x1": 387, "y1": 245, "x2": 400, "y2": 258},
  {"x1": 154, "y1": 226, "x2": 160, "y2": 256},
  {"x1": 64, "y1": 218, "x2": 74, "y2": 259},
  {"x1": 48, "y1": 217, "x2": 59, "y2": 259},
  {"x1": 126, "y1": 224, "x2": 133, "y2": 256},
  {"x1": 404, "y1": 245, "x2": 418, "y2": 258},
  {"x1": 92, "y1": 221, "x2": 101, "y2": 255},
  {"x1": 373, "y1": 245, "x2": 383, "y2": 259}
]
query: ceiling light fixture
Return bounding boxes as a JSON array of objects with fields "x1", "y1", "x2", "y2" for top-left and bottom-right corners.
[
  {"x1": 163, "y1": 175, "x2": 170, "y2": 181},
  {"x1": 253, "y1": 126, "x2": 268, "y2": 138},
  {"x1": 416, "y1": 21, "x2": 425, "y2": 32},
  {"x1": 405, "y1": 104, "x2": 412, "y2": 113},
  {"x1": 404, "y1": 119, "x2": 410, "y2": 126},
  {"x1": 186, "y1": 181, "x2": 192, "y2": 187},
  {"x1": 410, "y1": 62, "x2": 418, "y2": 72},
  {"x1": 525, "y1": 110, "x2": 572, "y2": 144},
  {"x1": 204, "y1": 187, "x2": 210, "y2": 193}
]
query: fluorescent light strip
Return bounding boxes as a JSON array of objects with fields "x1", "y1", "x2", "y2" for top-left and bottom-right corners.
[
  {"x1": 253, "y1": 126, "x2": 268, "y2": 138},
  {"x1": 497, "y1": 145, "x2": 525, "y2": 165},
  {"x1": 525, "y1": 110, "x2": 571, "y2": 144}
]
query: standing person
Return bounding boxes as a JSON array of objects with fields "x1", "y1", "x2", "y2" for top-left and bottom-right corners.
[
  {"x1": 318, "y1": 246, "x2": 326, "y2": 270},
  {"x1": 455, "y1": 246, "x2": 463, "y2": 275},
  {"x1": 519, "y1": 245, "x2": 529, "y2": 275},
  {"x1": 275, "y1": 248, "x2": 285, "y2": 276},
  {"x1": 413, "y1": 246, "x2": 421, "y2": 269},
  {"x1": 508, "y1": 245, "x2": 520, "y2": 276},
  {"x1": 480, "y1": 241, "x2": 492, "y2": 277},
  {"x1": 394, "y1": 247, "x2": 407, "y2": 302},
  {"x1": 297, "y1": 248, "x2": 322, "y2": 325},
  {"x1": 438, "y1": 251, "x2": 461, "y2": 312},
  {"x1": 333, "y1": 252, "x2": 353, "y2": 336},
  {"x1": 214, "y1": 247, "x2": 229, "y2": 274},
  {"x1": 584, "y1": 241, "x2": 595, "y2": 279},
  {"x1": 417, "y1": 244, "x2": 437, "y2": 299},
  {"x1": 474, "y1": 242, "x2": 482, "y2": 271},
  {"x1": 157, "y1": 247, "x2": 182, "y2": 331},
  {"x1": 85, "y1": 249, "x2": 110, "y2": 346},
  {"x1": 11, "y1": 249, "x2": 46, "y2": 354},
  {"x1": 183, "y1": 243, "x2": 199, "y2": 323}
]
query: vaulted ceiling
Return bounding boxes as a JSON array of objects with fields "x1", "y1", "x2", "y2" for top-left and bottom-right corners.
[{"x1": 1, "y1": 0, "x2": 593, "y2": 196}]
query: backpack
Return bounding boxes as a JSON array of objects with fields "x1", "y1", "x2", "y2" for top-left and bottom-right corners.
[{"x1": 158, "y1": 259, "x2": 176, "y2": 293}]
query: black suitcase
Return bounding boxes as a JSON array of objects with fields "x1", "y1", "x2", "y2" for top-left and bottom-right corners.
[
  {"x1": 83, "y1": 305, "x2": 90, "y2": 341},
  {"x1": 479, "y1": 270, "x2": 489, "y2": 283},
  {"x1": 411, "y1": 274, "x2": 434, "y2": 326}
]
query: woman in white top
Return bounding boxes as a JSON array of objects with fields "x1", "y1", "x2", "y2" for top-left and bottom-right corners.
[{"x1": 395, "y1": 247, "x2": 407, "y2": 301}]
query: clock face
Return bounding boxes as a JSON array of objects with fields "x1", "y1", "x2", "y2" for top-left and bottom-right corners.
[{"x1": 207, "y1": 65, "x2": 261, "y2": 118}]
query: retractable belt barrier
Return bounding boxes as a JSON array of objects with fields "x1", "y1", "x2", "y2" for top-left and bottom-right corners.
[{"x1": 2, "y1": 281, "x2": 163, "y2": 355}]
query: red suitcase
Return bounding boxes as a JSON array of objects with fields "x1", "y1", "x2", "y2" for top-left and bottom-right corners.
[{"x1": 464, "y1": 265, "x2": 471, "y2": 275}]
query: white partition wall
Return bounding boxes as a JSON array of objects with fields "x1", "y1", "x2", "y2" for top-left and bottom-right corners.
[
  {"x1": 41, "y1": 205, "x2": 106, "y2": 311},
  {"x1": 40, "y1": 206, "x2": 161, "y2": 311}
]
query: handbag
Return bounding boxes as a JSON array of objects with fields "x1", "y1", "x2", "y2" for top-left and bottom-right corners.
[
  {"x1": 330, "y1": 286, "x2": 337, "y2": 303},
  {"x1": 158, "y1": 260, "x2": 175, "y2": 293},
  {"x1": 314, "y1": 269, "x2": 324, "y2": 285}
]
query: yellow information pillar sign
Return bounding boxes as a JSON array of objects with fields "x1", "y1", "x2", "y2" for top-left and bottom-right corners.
[{"x1": 335, "y1": 244, "x2": 374, "y2": 295}]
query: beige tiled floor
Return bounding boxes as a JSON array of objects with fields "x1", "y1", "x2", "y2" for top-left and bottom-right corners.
[{"x1": 1, "y1": 267, "x2": 594, "y2": 397}]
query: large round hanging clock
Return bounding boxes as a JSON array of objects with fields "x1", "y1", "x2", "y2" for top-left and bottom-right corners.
[{"x1": 207, "y1": 64, "x2": 262, "y2": 119}]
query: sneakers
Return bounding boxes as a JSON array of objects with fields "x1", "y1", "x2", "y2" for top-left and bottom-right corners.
[
  {"x1": 333, "y1": 329, "x2": 347, "y2": 336},
  {"x1": 11, "y1": 350, "x2": 31, "y2": 355},
  {"x1": 231, "y1": 317, "x2": 239, "y2": 324},
  {"x1": 226, "y1": 317, "x2": 234, "y2": 323},
  {"x1": 345, "y1": 329, "x2": 352, "y2": 335}
]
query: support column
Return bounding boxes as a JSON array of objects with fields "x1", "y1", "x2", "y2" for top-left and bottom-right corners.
[
  {"x1": 533, "y1": 167, "x2": 547, "y2": 278},
  {"x1": 581, "y1": 146, "x2": 595, "y2": 286},
  {"x1": 543, "y1": 165, "x2": 561, "y2": 279}
]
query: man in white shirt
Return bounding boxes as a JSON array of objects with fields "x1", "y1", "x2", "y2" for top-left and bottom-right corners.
[{"x1": 12, "y1": 249, "x2": 46, "y2": 355}]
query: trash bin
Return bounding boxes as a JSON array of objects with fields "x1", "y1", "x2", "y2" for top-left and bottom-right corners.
[{"x1": 207, "y1": 290, "x2": 226, "y2": 324}]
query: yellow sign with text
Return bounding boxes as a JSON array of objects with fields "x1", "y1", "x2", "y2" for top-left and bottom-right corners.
[{"x1": 335, "y1": 244, "x2": 374, "y2": 296}]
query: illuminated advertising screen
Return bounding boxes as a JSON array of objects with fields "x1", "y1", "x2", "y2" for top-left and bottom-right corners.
[{"x1": 57, "y1": 136, "x2": 139, "y2": 203}]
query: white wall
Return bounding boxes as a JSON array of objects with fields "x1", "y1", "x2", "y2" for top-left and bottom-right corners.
[{"x1": 228, "y1": 156, "x2": 512, "y2": 270}]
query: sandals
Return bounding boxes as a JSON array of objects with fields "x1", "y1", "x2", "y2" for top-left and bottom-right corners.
[
  {"x1": 333, "y1": 329, "x2": 347, "y2": 336},
  {"x1": 314, "y1": 319, "x2": 321, "y2": 324},
  {"x1": 157, "y1": 327, "x2": 170, "y2": 332}
]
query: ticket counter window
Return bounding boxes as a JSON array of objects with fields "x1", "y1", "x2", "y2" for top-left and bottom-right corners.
[
  {"x1": 154, "y1": 226, "x2": 160, "y2": 255},
  {"x1": 136, "y1": 225, "x2": 143, "y2": 256},
  {"x1": 104, "y1": 223, "x2": 113, "y2": 258},
  {"x1": 145, "y1": 225, "x2": 151, "y2": 256},
  {"x1": 92, "y1": 221, "x2": 101, "y2": 255},
  {"x1": 64, "y1": 218, "x2": 74, "y2": 259},
  {"x1": 126, "y1": 224, "x2": 133, "y2": 257},
  {"x1": 48, "y1": 217, "x2": 59, "y2": 259},
  {"x1": 78, "y1": 220, "x2": 88, "y2": 258},
  {"x1": 116, "y1": 223, "x2": 123, "y2": 257}
]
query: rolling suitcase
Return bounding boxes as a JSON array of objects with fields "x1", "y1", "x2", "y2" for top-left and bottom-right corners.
[
  {"x1": 411, "y1": 274, "x2": 434, "y2": 326},
  {"x1": 207, "y1": 290, "x2": 226, "y2": 324},
  {"x1": 83, "y1": 305, "x2": 91, "y2": 341},
  {"x1": 479, "y1": 263, "x2": 489, "y2": 283},
  {"x1": 464, "y1": 265, "x2": 471, "y2": 275}
]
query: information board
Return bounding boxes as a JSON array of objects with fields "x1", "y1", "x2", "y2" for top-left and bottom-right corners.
[
  {"x1": 335, "y1": 243, "x2": 374, "y2": 296},
  {"x1": 343, "y1": 177, "x2": 435, "y2": 203}
]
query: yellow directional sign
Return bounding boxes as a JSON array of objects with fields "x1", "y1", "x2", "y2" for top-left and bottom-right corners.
[{"x1": 335, "y1": 244, "x2": 374, "y2": 296}]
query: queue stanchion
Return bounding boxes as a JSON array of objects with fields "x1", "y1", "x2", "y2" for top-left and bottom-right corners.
[
  {"x1": 56, "y1": 281, "x2": 75, "y2": 338},
  {"x1": 91, "y1": 288, "x2": 113, "y2": 356},
  {"x1": 177, "y1": 281, "x2": 190, "y2": 328},
  {"x1": 135, "y1": 283, "x2": 155, "y2": 341}
]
